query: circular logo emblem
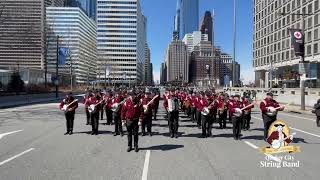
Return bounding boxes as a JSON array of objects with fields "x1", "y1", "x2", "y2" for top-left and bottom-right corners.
[
  {"x1": 294, "y1": 31, "x2": 302, "y2": 39},
  {"x1": 205, "y1": 65, "x2": 210, "y2": 70}
]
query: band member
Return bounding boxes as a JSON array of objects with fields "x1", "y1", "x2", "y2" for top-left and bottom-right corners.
[
  {"x1": 260, "y1": 92, "x2": 284, "y2": 140},
  {"x1": 242, "y1": 96, "x2": 254, "y2": 131},
  {"x1": 196, "y1": 92, "x2": 205, "y2": 129},
  {"x1": 227, "y1": 95, "x2": 233, "y2": 123},
  {"x1": 163, "y1": 90, "x2": 169, "y2": 119},
  {"x1": 59, "y1": 92, "x2": 78, "y2": 135},
  {"x1": 190, "y1": 92, "x2": 197, "y2": 123},
  {"x1": 83, "y1": 91, "x2": 91, "y2": 125},
  {"x1": 228, "y1": 94, "x2": 243, "y2": 140},
  {"x1": 200, "y1": 93, "x2": 215, "y2": 138},
  {"x1": 112, "y1": 91, "x2": 125, "y2": 136},
  {"x1": 152, "y1": 91, "x2": 160, "y2": 120},
  {"x1": 168, "y1": 89, "x2": 180, "y2": 138},
  {"x1": 218, "y1": 93, "x2": 228, "y2": 129},
  {"x1": 121, "y1": 92, "x2": 143, "y2": 152},
  {"x1": 104, "y1": 91, "x2": 113, "y2": 125},
  {"x1": 88, "y1": 94, "x2": 102, "y2": 135},
  {"x1": 100, "y1": 90, "x2": 106, "y2": 120},
  {"x1": 141, "y1": 91, "x2": 154, "y2": 136},
  {"x1": 184, "y1": 92, "x2": 192, "y2": 118}
]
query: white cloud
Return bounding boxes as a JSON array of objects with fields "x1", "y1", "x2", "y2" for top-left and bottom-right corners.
[{"x1": 241, "y1": 68, "x2": 255, "y2": 85}]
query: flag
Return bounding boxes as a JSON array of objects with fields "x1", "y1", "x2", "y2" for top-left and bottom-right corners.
[
  {"x1": 58, "y1": 47, "x2": 68, "y2": 65},
  {"x1": 290, "y1": 29, "x2": 304, "y2": 57}
]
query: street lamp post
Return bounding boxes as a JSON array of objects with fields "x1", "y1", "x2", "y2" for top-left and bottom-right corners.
[
  {"x1": 279, "y1": 12, "x2": 313, "y2": 110},
  {"x1": 55, "y1": 35, "x2": 59, "y2": 98}
]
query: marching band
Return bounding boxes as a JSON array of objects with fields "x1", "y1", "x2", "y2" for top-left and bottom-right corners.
[{"x1": 59, "y1": 87, "x2": 285, "y2": 152}]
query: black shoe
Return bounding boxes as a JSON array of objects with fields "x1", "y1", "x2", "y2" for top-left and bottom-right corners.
[
  {"x1": 134, "y1": 146, "x2": 139, "y2": 152},
  {"x1": 198, "y1": 126, "x2": 201, "y2": 129},
  {"x1": 91, "y1": 132, "x2": 95, "y2": 135},
  {"x1": 149, "y1": 132, "x2": 152, "y2": 137},
  {"x1": 69, "y1": 132, "x2": 73, "y2": 135},
  {"x1": 234, "y1": 137, "x2": 237, "y2": 140},
  {"x1": 223, "y1": 125, "x2": 226, "y2": 129},
  {"x1": 175, "y1": 134, "x2": 178, "y2": 138},
  {"x1": 120, "y1": 133, "x2": 124, "y2": 137},
  {"x1": 170, "y1": 134, "x2": 174, "y2": 138},
  {"x1": 113, "y1": 132, "x2": 118, "y2": 136},
  {"x1": 64, "y1": 132, "x2": 69, "y2": 135},
  {"x1": 95, "y1": 132, "x2": 98, "y2": 135},
  {"x1": 127, "y1": 147, "x2": 132, "y2": 152},
  {"x1": 86, "y1": 123, "x2": 89, "y2": 125},
  {"x1": 142, "y1": 132, "x2": 146, "y2": 136},
  {"x1": 106, "y1": 123, "x2": 111, "y2": 125}
]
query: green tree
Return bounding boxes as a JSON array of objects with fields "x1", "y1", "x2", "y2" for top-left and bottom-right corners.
[{"x1": 8, "y1": 72, "x2": 25, "y2": 94}]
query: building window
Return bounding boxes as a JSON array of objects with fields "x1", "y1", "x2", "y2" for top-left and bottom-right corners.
[
  {"x1": 307, "y1": 45, "x2": 312, "y2": 55},
  {"x1": 315, "y1": 29, "x2": 319, "y2": 39},
  {"x1": 308, "y1": 3, "x2": 313, "y2": 14},
  {"x1": 316, "y1": 0, "x2": 319, "y2": 10},
  {"x1": 315, "y1": 14, "x2": 319, "y2": 25},
  {"x1": 314, "y1": 43, "x2": 318, "y2": 54},
  {"x1": 308, "y1": 17, "x2": 312, "y2": 28},
  {"x1": 307, "y1": 31, "x2": 312, "y2": 42}
]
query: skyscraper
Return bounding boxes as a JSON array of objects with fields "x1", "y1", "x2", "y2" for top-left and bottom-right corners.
[
  {"x1": 64, "y1": 0, "x2": 97, "y2": 21},
  {"x1": 200, "y1": 11, "x2": 214, "y2": 45},
  {"x1": 179, "y1": 0, "x2": 199, "y2": 39},
  {"x1": 45, "y1": 0, "x2": 65, "y2": 7},
  {"x1": 173, "y1": 0, "x2": 181, "y2": 39},
  {"x1": 182, "y1": 31, "x2": 208, "y2": 54},
  {"x1": 0, "y1": 0, "x2": 46, "y2": 69},
  {"x1": 97, "y1": 0, "x2": 146, "y2": 86},
  {"x1": 46, "y1": 7, "x2": 97, "y2": 84}
]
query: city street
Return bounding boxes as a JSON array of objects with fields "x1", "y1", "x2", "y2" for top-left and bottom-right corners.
[{"x1": 0, "y1": 100, "x2": 319, "y2": 180}]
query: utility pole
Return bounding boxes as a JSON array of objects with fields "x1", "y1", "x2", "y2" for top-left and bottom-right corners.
[
  {"x1": 279, "y1": 12, "x2": 313, "y2": 110},
  {"x1": 104, "y1": 59, "x2": 107, "y2": 88},
  {"x1": 232, "y1": 0, "x2": 237, "y2": 87},
  {"x1": 55, "y1": 35, "x2": 59, "y2": 98}
]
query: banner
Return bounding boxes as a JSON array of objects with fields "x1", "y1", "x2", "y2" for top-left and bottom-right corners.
[
  {"x1": 290, "y1": 29, "x2": 304, "y2": 57},
  {"x1": 58, "y1": 47, "x2": 68, "y2": 65}
]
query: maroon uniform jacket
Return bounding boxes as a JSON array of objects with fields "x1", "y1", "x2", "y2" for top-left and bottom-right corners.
[
  {"x1": 87, "y1": 97, "x2": 102, "y2": 113},
  {"x1": 196, "y1": 97, "x2": 208, "y2": 112},
  {"x1": 60, "y1": 96, "x2": 79, "y2": 112},
  {"x1": 217, "y1": 97, "x2": 227, "y2": 112},
  {"x1": 191, "y1": 95, "x2": 197, "y2": 108},
  {"x1": 163, "y1": 94, "x2": 169, "y2": 110},
  {"x1": 82, "y1": 95, "x2": 89, "y2": 110},
  {"x1": 243, "y1": 99, "x2": 254, "y2": 114},
  {"x1": 104, "y1": 95, "x2": 113, "y2": 110},
  {"x1": 228, "y1": 100, "x2": 243, "y2": 117},
  {"x1": 260, "y1": 98, "x2": 280, "y2": 114},
  {"x1": 267, "y1": 131, "x2": 292, "y2": 145},
  {"x1": 121, "y1": 98, "x2": 143, "y2": 121}
]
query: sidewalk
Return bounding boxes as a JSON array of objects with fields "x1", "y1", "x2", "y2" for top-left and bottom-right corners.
[
  {"x1": 0, "y1": 93, "x2": 84, "y2": 109},
  {"x1": 282, "y1": 103, "x2": 314, "y2": 115}
]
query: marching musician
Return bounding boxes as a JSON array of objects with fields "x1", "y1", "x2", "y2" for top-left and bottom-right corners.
[
  {"x1": 163, "y1": 90, "x2": 169, "y2": 119},
  {"x1": 83, "y1": 91, "x2": 91, "y2": 125},
  {"x1": 217, "y1": 93, "x2": 228, "y2": 129},
  {"x1": 200, "y1": 93, "x2": 215, "y2": 138},
  {"x1": 152, "y1": 90, "x2": 160, "y2": 120},
  {"x1": 104, "y1": 90, "x2": 113, "y2": 125},
  {"x1": 227, "y1": 94, "x2": 233, "y2": 123},
  {"x1": 88, "y1": 93, "x2": 102, "y2": 135},
  {"x1": 242, "y1": 96, "x2": 254, "y2": 131},
  {"x1": 228, "y1": 94, "x2": 243, "y2": 140},
  {"x1": 121, "y1": 91, "x2": 144, "y2": 152},
  {"x1": 195, "y1": 92, "x2": 205, "y2": 129},
  {"x1": 168, "y1": 89, "x2": 180, "y2": 138},
  {"x1": 100, "y1": 90, "x2": 106, "y2": 120},
  {"x1": 59, "y1": 92, "x2": 78, "y2": 135},
  {"x1": 141, "y1": 90, "x2": 154, "y2": 136},
  {"x1": 260, "y1": 92, "x2": 284, "y2": 140},
  {"x1": 190, "y1": 92, "x2": 197, "y2": 123},
  {"x1": 112, "y1": 90, "x2": 125, "y2": 136}
]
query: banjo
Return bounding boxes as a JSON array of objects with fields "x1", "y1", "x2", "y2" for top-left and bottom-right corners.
[
  {"x1": 61, "y1": 99, "x2": 78, "y2": 112},
  {"x1": 234, "y1": 101, "x2": 257, "y2": 117},
  {"x1": 88, "y1": 100, "x2": 104, "y2": 113},
  {"x1": 271, "y1": 132, "x2": 296, "y2": 149},
  {"x1": 143, "y1": 95, "x2": 159, "y2": 114},
  {"x1": 201, "y1": 100, "x2": 218, "y2": 116}
]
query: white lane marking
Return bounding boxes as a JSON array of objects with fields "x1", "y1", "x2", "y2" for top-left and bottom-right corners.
[
  {"x1": 0, "y1": 148, "x2": 34, "y2": 166},
  {"x1": 290, "y1": 127, "x2": 320, "y2": 138},
  {"x1": 244, "y1": 141, "x2": 281, "y2": 163},
  {"x1": 141, "y1": 150, "x2": 150, "y2": 180},
  {"x1": 252, "y1": 116, "x2": 320, "y2": 138},
  {"x1": 0, "y1": 130, "x2": 23, "y2": 140},
  {"x1": 281, "y1": 113, "x2": 315, "y2": 122}
]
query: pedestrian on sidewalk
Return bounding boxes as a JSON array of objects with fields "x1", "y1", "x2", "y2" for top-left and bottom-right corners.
[{"x1": 312, "y1": 99, "x2": 320, "y2": 127}]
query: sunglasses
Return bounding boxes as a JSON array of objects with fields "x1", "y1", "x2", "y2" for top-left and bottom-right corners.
[{"x1": 274, "y1": 124, "x2": 285, "y2": 127}]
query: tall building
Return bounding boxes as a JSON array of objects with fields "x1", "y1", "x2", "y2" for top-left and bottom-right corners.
[
  {"x1": 182, "y1": 31, "x2": 208, "y2": 54},
  {"x1": 149, "y1": 62, "x2": 153, "y2": 85},
  {"x1": 190, "y1": 41, "x2": 221, "y2": 87},
  {"x1": 179, "y1": 0, "x2": 199, "y2": 39},
  {"x1": 0, "y1": 0, "x2": 46, "y2": 69},
  {"x1": 200, "y1": 10, "x2": 214, "y2": 45},
  {"x1": 160, "y1": 62, "x2": 167, "y2": 84},
  {"x1": 166, "y1": 40, "x2": 189, "y2": 83},
  {"x1": 173, "y1": 0, "x2": 181, "y2": 39},
  {"x1": 220, "y1": 52, "x2": 240, "y2": 86},
  {"x1": 46, "y1": 7, "x2": 97, "y2": 84},
  {"x1": 253, "y1": 0, "x2": 320, "y2": 88},
  {"x1": 64, "y1": 0, "x2": 97, "y2": 21},
  {"x1": 144, "y1": 44, "x2": 152, "y2": 85},
  {"x1": 97, "y1": 0, "x2": 146, "y2": 86}
]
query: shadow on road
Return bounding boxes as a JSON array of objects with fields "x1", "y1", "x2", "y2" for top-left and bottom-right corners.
[
  {"x1": 140, "y1": 144, "x2": 184, "y2": 151},
  {"x1": 241, "y1": 135, "x2": 264, "y2": 140},
  {"x1": 211, "y1": 133, "x2": 234, "y2": 138}
]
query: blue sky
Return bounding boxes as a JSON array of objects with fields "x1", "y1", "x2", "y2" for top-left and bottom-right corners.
[{"x1": 141, "y1": 0, "x2": 254, "y2": 83}]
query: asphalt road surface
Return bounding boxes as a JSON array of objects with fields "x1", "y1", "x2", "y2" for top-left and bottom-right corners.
[{"x1": 0, "y1": 100, "x2": 319, "y2": 180}]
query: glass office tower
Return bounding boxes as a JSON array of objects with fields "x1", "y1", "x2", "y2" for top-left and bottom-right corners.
[
  {"x1": 179, "y1": 0, "x2": 199, "y2": 39},
  {"x1": 64, "y1": 0, "x2": 96, "y2": 21}
]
